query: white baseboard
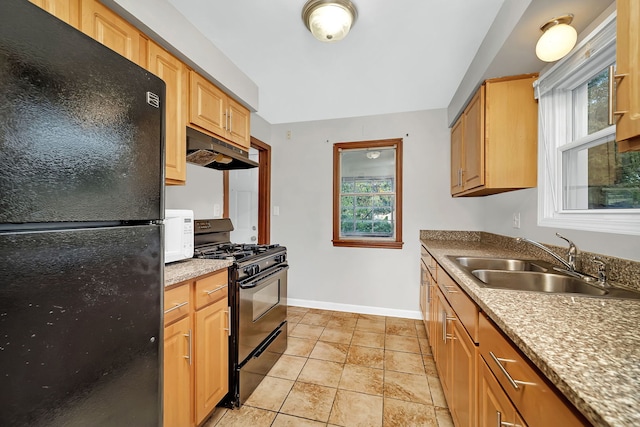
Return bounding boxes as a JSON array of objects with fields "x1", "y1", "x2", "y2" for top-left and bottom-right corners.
[{"x1": 287, "y1": 298, "x2": 422, "y2": 320}]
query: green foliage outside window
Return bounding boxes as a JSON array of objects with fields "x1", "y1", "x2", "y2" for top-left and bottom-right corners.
[{"x1": 340, "y1": 177, "x2": 394, "y2": 237}]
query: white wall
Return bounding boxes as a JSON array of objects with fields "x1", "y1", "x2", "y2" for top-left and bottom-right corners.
[
  {"x1": 165, "y1": 164, "x2": 224, "y2": 219},
  {"x1": 480, "y1": 188, "x2": 640, "y2": 262},
  {"x1": 268, "y1": 109, "x2": 484, "y2": 318}
]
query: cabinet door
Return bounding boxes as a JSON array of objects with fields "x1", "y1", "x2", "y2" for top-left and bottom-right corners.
[
  {"x1": 164, "y1": 316, "x2": 192, "y2": 427},
  {"x1": 29, "y1": 0, "x2": 80, "y2": 28},
  {"x1": 148, "y1": 42, "x2": 187, "y2": 185},
  {"x1": 450, "y1": 115, "x2": 464, "y2": 195},
  {"x1": 434, "y1": 289, "x2": 454, "y2": 402},
  {"x1": 616, "y1": 0, "x2": 640, "y2": 151},
  {"x1": 451, "y1": 317, "x2": 477, "y2": 427},
  {"x1": 227, "y1": 97, "x2": 251, "y2": 150},
  {"x1": 194, "y1": 298, "x2": 229, "y2": 424},
  {"x1": 189, "y1": 71, "x2": 227, "y2": 138},
  {"x1": 463, "y1": 87, "x2": 484, "y2": 191},
  {"x1": 478, "y1": 358, "x2": 523, "y2": 427},
  {"x1": 81, "y1": 0, "x2": 147, "y2": 68},
  {"x1": 428, "y1": 282, "x2": 439, "y2": 352}
]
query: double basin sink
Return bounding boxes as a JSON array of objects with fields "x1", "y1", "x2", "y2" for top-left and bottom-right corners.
[{"x1": 448, "y1": 256, "x2": 640, "y2": 300}]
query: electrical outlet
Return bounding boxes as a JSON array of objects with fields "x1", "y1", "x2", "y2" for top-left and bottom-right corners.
[
  {"x1": 286, "y1": 130, "x2": 291, "y2": 140},
  {"x1": 512, "y1": 212, "x2": 521, "y2": 229}
]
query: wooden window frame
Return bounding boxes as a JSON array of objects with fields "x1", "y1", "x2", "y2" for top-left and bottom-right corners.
[
  {"x1": 222, "y1": 136, "x2": 272, "y2": 244},
  {"x1": 332, "y1": 139, "x2": 404, "y2": 249}
]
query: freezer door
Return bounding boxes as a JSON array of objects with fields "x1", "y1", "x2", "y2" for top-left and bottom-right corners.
[
  {"x1": 0, "y1": 225, "x2": 162, "y2": 426},
  {"x1": 0, "y1": 0, "x2": 164, "y2": 223}
]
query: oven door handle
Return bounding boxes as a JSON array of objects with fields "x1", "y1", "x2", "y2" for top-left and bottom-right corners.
[{"x1": 239, "y1": 264, "x2": 289, "y2": 289}]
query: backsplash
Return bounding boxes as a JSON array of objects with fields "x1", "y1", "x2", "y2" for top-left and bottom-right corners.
[{"x1": 420, "y1": 230, "x2": 640, "y2": 292}]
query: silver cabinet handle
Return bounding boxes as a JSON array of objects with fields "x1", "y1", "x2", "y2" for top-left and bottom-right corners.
[
  {"x1": 496, "y1": 411, "x2": 520, "y2": 427},
  {"x1": 225, "y1": 307, "x2": 231, "y2": 336},
  {"x1": 608, "y1": 64, "x2": 628, "y2": 125},
  {"x1": 443, "y1": 284, "x2": 458, "y2": 294},
  {"x1": 489, "y1": 351, "x2": 535, "y2": 390},
  {"x1": 229, "y1": 109, "x2": 232, "y2": 133},
  {"x1": 164, "y1": 301, "x2": 188, "y2": 314},
  {"x1": 184, "y1": 329, "x2": 192, "y2": 366},
  {"x1": 204, "y1": 284, "x2": 227, "y2": 295},
  {"x1": 442, "y1": 309, "x2": 456, "y2": 342}
]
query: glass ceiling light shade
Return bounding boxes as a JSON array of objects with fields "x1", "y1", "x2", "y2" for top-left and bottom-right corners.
[
  {"x1": 535, "y1": 14, "x2": 578, "y2": 62},
  {"x1": 302, "y1": 0, "x2": 358, "y2": 42}
]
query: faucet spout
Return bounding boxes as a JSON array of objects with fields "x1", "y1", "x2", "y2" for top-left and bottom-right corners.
[{"x1": 515, "y1": 236, "x2": 575, "y2": 271}]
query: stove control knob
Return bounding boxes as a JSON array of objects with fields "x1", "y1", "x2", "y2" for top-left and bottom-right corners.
[{"x1": 275, "y1": 254, "x2": 286, "y2": 264}]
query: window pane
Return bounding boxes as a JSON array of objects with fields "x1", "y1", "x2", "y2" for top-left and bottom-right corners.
[
  {"x1": 563, "y1": 140, "x2": 640, "y2": 209},
  {"x1": 587, "y1": 67, "x2": 610, "y2": 134},
  {"x1": 339, "y1": 147, "x2": 396, "y2": 238}
]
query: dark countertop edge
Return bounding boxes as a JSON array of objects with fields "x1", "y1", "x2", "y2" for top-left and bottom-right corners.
[
  {"x1": 164, "y1": 258, "x2": 233, "y2": 287},
  {"x1": 419, "y1": 234, "x2": 626, "y2": 427}
]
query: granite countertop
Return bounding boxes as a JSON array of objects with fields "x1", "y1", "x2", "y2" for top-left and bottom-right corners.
[
  {"x1": 420, "y1": 234, "x2": 640, "y2": 427},
  {"x1": 164, "y1": 258, "x2": 233, "y2": 287}
]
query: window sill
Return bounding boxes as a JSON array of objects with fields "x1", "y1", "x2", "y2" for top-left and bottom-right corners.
[{"x1": 332, "y1": 239, "x2": 404, "y2": 249}]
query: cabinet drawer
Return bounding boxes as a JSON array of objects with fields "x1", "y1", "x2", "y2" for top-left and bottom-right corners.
[
  {"x1": 478, "y1": 313, "x2": 588, "y2": 427},
  {"x1": 420, "y1": 244, "x2": 437, "y2": 280},
  {"x1": 195, "y1": 270, "x2": 228, "y2": 310},
  {"x1": 164, "y1": 283, "x2": 190, "y2": 326},
  {"x1": 437, "y1": 266, "x2": 478, "y2": 343}
]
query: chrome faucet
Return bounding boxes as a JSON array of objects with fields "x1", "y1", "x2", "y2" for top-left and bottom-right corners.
[
  {"x1": 515, "y1": 233, "x2": 579, "y2": 272},
  {"x1": 593, "y1": 256, "x2": 609, "y2": 288}
]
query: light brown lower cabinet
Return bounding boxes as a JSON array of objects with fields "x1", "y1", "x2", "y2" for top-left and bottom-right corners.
[
  {"x1": 423, "y1": 248, "x2": 591, "y2": 427},
  {"x1": 163, "y1": 269, "x2": 229, "y2": 427},
  {"x1": 478, "y1": 357, "x2": 527, "y2": 427},
  {"x1": 433, "y1": 286, "x2": 476, "y2": 427},
  {"x1": 164, "y1": 315, "x2": 192, "y2": 427},
  {"x1": 195, "y1": 296, "x2": 229, "y2": 424}
]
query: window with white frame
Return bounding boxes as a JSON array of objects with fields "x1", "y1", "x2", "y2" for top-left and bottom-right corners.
[{"x1": 535, "y1": 11, "x2": 640, "y2": 235}]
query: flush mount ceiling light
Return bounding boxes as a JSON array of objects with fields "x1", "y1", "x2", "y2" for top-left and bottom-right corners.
[
  {"x1": 302, "y1": 0, "x2": 358, "y2": 43},
  {"x1": 535, "y1": 14, "x2": 578, "y2": 62},
  {"x1": 366, "y1": 151, "x2": 380, "y2": 159}
]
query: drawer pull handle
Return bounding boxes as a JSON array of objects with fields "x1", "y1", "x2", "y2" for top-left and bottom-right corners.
[
  {"x1": 496, "y1": 411, "x2": 521, "y2": 427},
  {"x1": 489, "y1": 351, "x2": 535, "y2": 390},
  {"x1": 164, "y1": 301, "x2": 188, "y2": 314},
  {"x1": 204, "y1": 284, "x2": 227, "y2": 295},
  {"x1": 443, "y1": 285, "x2": 458, "y2": 293}
]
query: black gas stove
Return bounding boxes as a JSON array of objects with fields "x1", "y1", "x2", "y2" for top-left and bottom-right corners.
[{"x1": 192, "y1": 218, "x2": 288, "y2": 409}]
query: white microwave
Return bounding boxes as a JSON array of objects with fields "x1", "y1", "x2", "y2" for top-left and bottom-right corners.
[{"x1": 164, "y1": 209, "x2": 194, "y2": 264}]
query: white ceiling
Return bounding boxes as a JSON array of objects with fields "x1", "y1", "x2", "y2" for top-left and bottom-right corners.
[
  {"x1": 166, "y1": 0, "x2": 613, "y2": 125},
  {"x1": 168, "y1": 0, "x2": 505, "y2": 124}
]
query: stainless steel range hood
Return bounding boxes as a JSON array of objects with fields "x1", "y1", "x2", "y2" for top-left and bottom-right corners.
[{"x1": 186, "y1": 127, "x2": 258, "y2": 170}]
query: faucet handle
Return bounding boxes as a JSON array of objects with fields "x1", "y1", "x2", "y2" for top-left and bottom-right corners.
[
  {"x1": 555, "y1": 233, "x2": 578, "y2": 270},
  {"x1": 593, "y1": 256, "x2": 608, "y2": 285}
]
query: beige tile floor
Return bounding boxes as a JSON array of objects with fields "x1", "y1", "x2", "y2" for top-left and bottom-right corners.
[{"x1": 204, "y1": 306, "x2": 454, "y2": 427}]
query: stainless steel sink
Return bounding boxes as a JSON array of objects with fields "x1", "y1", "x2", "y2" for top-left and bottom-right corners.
[
  {"x1": 471, "y1": 270, "x2": 608, "y2": 296},
  {"x1": 454, "y1": 256, "x2": 548, "y2": 272},
  {"x1": 448, "y1": 255, "x2": 640, "y2": 299}
]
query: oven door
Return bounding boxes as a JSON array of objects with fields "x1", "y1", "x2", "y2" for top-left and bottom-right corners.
[{"x1": 238, "y1": 264, "x2": 288, "y2": 363}]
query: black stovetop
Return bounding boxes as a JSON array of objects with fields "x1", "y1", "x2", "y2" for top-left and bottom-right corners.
[{"x1": 194, "y1": 242, "x2": 283, "y2": 263}]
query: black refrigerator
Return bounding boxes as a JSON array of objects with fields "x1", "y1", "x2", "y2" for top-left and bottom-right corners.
[{"x1": 0, "y1": 1, "x2": 165, "y2": 425}]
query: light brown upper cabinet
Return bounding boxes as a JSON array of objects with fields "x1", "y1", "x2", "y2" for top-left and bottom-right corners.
[
  {"x1": 615, "y1": 0, "x2": 640, "y2": 152},
  {"x1": 189, "y1": 71, "x2": 251, "y2": 151},
  {"x1": 29, "y1": 0, "x2": 80, "y2": 28},
  {"x1": 147, "y1": 41, "x2": 187, "y2": 185},
  {"x1": 451, "y1": 74, "x2": 538, "y2": 197},
  {"x1": 80, "y1": 0, "x2": 148, "y2": 68}
]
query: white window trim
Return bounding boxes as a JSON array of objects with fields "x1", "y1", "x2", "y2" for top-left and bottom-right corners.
[{"x1": 535, "y1": 11, "x2": 640, "y2": 236}]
